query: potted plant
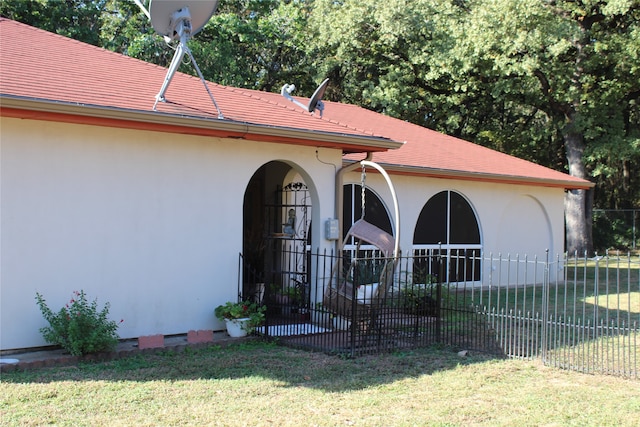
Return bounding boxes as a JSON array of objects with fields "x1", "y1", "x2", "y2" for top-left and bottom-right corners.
[{"x1": 214, "y1": 301, "x2": 266, "y2": 337}]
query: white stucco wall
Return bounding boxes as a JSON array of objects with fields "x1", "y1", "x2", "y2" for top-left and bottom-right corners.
[
  {"x1": 0, "y1": 117, "x2": 341, "y2": 350},
  {"x1": 1, "y1": 116, "x2": 568, "y2": 350}
]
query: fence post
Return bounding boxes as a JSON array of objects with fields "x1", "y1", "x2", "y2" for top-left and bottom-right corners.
[
  {"x1": 634, "y1": 210, "x2": 637, "y2": 250},
  {"x1": 435, "y1": 244, "x2": 444, "y2": 343},
  {"x1": 541, "y1": 249, "x2": 550, "y2": 362},
  {"x1": 349, "y1": 258, "x2": 359, "y2": 357}
]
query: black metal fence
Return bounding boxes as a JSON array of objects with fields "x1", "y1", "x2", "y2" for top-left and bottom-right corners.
[{"x1": 239, "y1": 249, "x2": 639, "y2": 378}]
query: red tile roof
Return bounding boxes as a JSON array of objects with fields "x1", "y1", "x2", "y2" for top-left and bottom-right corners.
[
  {"x1": 0, "y1": 18, "x2": 395, "y2": 152},
  {"x1": 254, "y1": 91, "x2": 592, "y2": 189},
  {"x1": 0, "y1": 18, "x2": 591, "y2": 189}
]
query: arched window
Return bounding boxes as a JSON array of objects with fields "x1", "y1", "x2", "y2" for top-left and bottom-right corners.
[
  {"x1": 413, "y1": 191, "x2": 481, "y2": 283},
  {"x1": 343, "y1": 184, "x2": 392, "y2": 247}
]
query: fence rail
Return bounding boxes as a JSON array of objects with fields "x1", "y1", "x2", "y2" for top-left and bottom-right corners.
[{"x1": 240, "y1": 249, "x2": 639, "y2": 378}]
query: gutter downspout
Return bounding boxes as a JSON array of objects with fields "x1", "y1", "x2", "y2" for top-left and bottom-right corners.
[{"x1": 335, "y1": 152, "x2": 373, "y2": 250}]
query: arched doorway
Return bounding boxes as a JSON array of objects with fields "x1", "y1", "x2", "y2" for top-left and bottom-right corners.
[
  {"x1": 413, "y1": 191, "x2": 482, "y2": 283},
  {"x1": 242, "y1": 162, "x2": 312, "y2": 313}
]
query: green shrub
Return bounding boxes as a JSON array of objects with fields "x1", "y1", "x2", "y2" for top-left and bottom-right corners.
[{"x1": 35, "y1": 290, "x2": 122, "y2": 356}]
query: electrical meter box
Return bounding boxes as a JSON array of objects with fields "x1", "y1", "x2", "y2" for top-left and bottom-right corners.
[{"x1": 325, "y1": 219, "x2": 340, "y2": 240}]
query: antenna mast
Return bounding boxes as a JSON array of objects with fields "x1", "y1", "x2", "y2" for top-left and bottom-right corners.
[
  {"x1": 136, "y1": 0, "x2": 223, "y2": 119},
  {"x1": 133, "y1": 0, "x2": 150, "y2": 19}
]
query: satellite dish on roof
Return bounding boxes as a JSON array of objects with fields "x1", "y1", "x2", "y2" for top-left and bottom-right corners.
[
  {"x1": 149, "y1": 0, "x2": 217, "y2": 40},
  {"x1": 134, "y1": 0, "x2": 223, "y2": 118},
  {"x1": 281, "y1": 78, "x2": 329, "y2": 118}
]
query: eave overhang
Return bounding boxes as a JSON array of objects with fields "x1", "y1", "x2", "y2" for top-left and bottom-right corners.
[
  {"x1": 343, "y1": 161, "x2": 594, "y2": 190},
  {"x1": 0, "y1": 95, "x2": 403, "y2": 153}
]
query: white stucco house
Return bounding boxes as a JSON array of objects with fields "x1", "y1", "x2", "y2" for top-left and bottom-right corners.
[{"x1": 0, "y1": 19, "x2": 592, "y2": 351}]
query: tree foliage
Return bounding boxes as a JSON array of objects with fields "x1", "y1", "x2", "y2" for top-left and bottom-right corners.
[
  {"x1": 1, "y1": 0, "x2": 107, "y2": 45},
  {"x1": 466, "y1": 0, "x2": 640, "y2": 251}
]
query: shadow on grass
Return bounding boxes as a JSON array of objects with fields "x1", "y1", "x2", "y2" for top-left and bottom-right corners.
[{"x1": 0, "y1": 340, "x2": 504, "y2": 392}]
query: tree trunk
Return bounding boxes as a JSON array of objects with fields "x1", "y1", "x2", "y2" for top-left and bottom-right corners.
[{"x1": 563, "y1": 128, "x2": 593, "y2": 255}]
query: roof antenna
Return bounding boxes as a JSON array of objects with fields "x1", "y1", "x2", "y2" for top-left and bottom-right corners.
[
  {"x1": 281, "y1": 78, "x2": 329, "y2": 118},
  {"x1": 135, "y1": 0, "x2": 223, "y2": 119}
]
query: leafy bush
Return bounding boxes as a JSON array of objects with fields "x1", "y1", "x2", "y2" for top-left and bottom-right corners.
[
  {"x1": 35, "y1": 290, "x2": 122, "y2": 356},
  {"x1": 396, "y1": 271, "x2": 454, "y2": 315},
  {"x1": 400, "y1": 283, "x2": 439, "y2": 316}
]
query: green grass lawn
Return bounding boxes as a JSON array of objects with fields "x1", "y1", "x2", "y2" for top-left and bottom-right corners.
[{"x1": 2, "y1": 341, "x2": 638, "y2": 426}]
